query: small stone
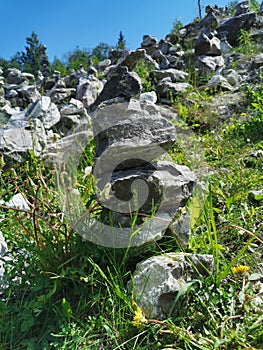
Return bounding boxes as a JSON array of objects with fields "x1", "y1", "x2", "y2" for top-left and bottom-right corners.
[
  {"x1": 206, "y1": 74, "x2": 234, "y2": 91},
  {"x1": 150, "y1": 68, "x2": 188, "y2": 82},
  {"x1": 0, "y1": 231, "x2": 7, "y2": 281},
  {"x1": 253, "y1": 54, "x2": 263, "y2": 68},
  {"x1": 140, "y1": 91, "x2": 157, "y2": 104},
  {"x1": 141, "y1": 35, "x2": 158, "y2": 47},
  {"x1": 5, "y1": 193, "x2": 30, "y2": 211}
]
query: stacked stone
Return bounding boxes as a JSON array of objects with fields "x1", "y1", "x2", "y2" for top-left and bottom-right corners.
[
  {"x1": 40, "y1": 45, "x2": 50, "y2": 78},
  {"x1": 89, "y1": 65, "x2": 196, "y2": 246}
]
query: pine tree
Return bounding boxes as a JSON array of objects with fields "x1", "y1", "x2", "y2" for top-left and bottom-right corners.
[
  {"x1": 21, "y1": 31, "x2": 49, "y2": 77},
  {"x1": 117, "y1": 31, "x2": 126, "y2": 50}
]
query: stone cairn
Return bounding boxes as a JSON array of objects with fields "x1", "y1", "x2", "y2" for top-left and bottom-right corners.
[
  {"x1": 77, "y1": 59, "x2": 195, "y2": 249},
  {"x1": 2, "y1": 0, "x2": 263, "y2": 318}
]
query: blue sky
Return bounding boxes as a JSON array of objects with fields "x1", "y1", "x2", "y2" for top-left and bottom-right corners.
[{"x1": 0, "y1": 0, "x2": 230, "y2": 62}]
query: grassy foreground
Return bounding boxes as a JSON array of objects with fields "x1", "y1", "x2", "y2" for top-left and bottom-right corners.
[{"x1": 0, "y1": 84, "x2": 262, "y2": 349}]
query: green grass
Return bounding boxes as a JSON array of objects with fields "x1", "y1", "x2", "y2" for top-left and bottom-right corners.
[{"x1": 0, "y1": 84, "x2": 263, "y2": 349}]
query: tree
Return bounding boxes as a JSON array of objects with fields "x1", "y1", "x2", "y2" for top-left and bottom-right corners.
[
  {"x1": 21, "y1": 31, "x2": 48, "y2": 77},
  {"x1": 62, "y1": 46, "x2": 90, "y2": 71},
  {"x1": 50, "y1": 57, "x2": 67, "y2": 76},
  {"x1": 92, "y1": 42, "x2": 113, "y2": 62},
  {"x1": 117, "y1": 31, "x2": 126, "y2": 49},
  {"x1": 10, "y1": 51, "x2": 24, "y2": 71}
]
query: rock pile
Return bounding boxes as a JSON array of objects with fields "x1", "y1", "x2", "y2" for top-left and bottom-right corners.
[
  {"x1": 91, "y1": 98, "x2": 196, "y2": 246},
  {"x1": 1, "y1": 0, "x2": 263, "y2": 319},
  {"x1": 1, "y1": 2, "x2": 263, "y2": 160}
]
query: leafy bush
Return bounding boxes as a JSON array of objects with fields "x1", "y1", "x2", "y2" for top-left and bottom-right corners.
[
  {"x1": 135, "y1": 58, "x2": 156, "y2": 93},
  {"x1": 237, "y1": 29, "x2": 254, "y2": 55}
]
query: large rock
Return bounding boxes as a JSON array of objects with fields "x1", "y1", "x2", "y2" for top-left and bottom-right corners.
[
  {"x1": 199, "y1": 12, "x2": 219, "y2": 30},
  {"x1": 5, "y1": 193, "x2": 31, "y2": 211},
  {"x1": 49, "y1": 87, "x2": 76, "y2": 104},
  {"x1": 196, "y1": 55, "x2": 225, "y2": 72},
  {"x1": 234, "y1": 0, "x2": 250, "y2": 15},
  {"x1": 0, "y1": 231, "x2": 7, "y2": 258},
  {"x1": 140, "y1": 91, "x2": 157, "y2": 104},
  {"x1": 152, "y1": 50, "x2": 170, "y2": 69},
  {"x1": 158, "y1": 39, "x2": 173, "y2": 55},
  {"x1": 92, "y1": 99, "x2": 176, "y2": 172},
  {"x1": 96, "y1": 59, "x2": 111, "y2": 71},
  {"x1": 58, "y1": 99, "x2": 91, "y2": 134},
  {"x1": 23, "y1": 96, "x2": 60, "y2": 129},
  {"x1": 0, "y1": 118, "x2": 47, "y2": 161},
  {"x1": 217, "y1": 12, "x2": 257, "y2": 45},
  {"x1": 88, "y1": 66, "x2": 141, "y2": 112},
  {"x1": 252, "y1": 53, "x2": 263, "y2": 68},
  {"x1": 116, "y1": 49, "x2": 146, "y2": 71},
  {"x1": 129, "y1": 253, "x2": 214, "y2": 320},
  {"x1": 16, "y1": 84, "x2": 41, "y2": 106},
  {"x1": 1, "y1": 96, "x2": 59, "y2": 160},
  {"x1": 0, "y1": 79, "x2": 4, "y2": 98},
  {"x1": 76, "y1": 76, "x2": 104, "y2": 108},
  {"x1": 169, "y1": 211, "x2": 191, "y2": 247},
  {"x1": 205, "y1": 74, "x2": 234, "y2": 91},
  {"x1": 108, "y1": 49, "x2": 130, "y2": 64},
  {"x1": 195, "y1": 32, "x2": 221, "y2": 56},
  {"x1": 60, "y1": 98, "x2": 85, "y2": 116},
  {"x1": 86, "y1": 100, "x2": 196, "y2": 248},
  {"x1": 107, "y1": 161, "x2": 195, "y2": 215},
  {"x1": 225, "y1": 69, "x2": 241, "y2": 86}
]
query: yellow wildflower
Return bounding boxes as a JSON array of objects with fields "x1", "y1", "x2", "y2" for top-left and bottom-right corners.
[
  {"x1": 240, "y1": 112, "x2": 247, "y2": 117},
  {"x1": 232, "y1": 265, "x2": 250, "y2": 275},
  {"x1": 131, "y1": 292, "x2": 147, "y2": 328},
  {"x1": 132, "y1": 306, "x2": 148, "y2": 328}
]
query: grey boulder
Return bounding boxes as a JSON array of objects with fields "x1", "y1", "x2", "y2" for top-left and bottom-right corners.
[
  {"x1": 25, "y1": 96, "x2": 61, "y2": 129},
  {"x1": 92, "y1": 100, "x2": 176, "y2": 172},
  {"x1": 129, "y1": 253, "x2": 214, "y2": 320},
  {"x1": 88, "y1": 66, "x2": 141, "y2": 112},
  {"x1": 217, "y1": 12, "x2": 256, "y2": 45}
]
